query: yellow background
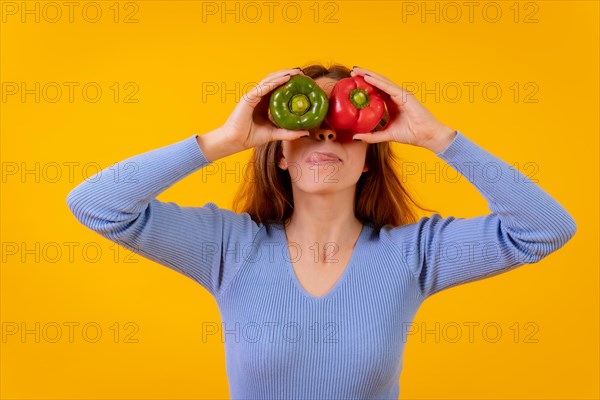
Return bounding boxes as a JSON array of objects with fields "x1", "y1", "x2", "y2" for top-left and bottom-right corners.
[{"x1": 1, "y1": 1, "x2": 598, "y2": 399}]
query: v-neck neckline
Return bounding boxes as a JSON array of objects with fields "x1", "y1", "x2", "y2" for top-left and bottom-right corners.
[{"x1": 278, "y1": 223, "x2": 368, "y2": 301}]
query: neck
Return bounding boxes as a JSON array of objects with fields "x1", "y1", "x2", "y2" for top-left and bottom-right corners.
[{"x1": 284, "y1": 185, "x2": 363, "y2": 246}]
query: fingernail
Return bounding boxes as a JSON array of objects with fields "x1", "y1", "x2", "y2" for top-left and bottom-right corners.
[{"x1": 353, "y1": 138, "x2": 362, "y2": 142}]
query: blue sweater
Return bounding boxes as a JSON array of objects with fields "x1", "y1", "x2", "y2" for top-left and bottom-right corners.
[{"x1": 66, "y1": 130, "x2": 576, "y2": 399}]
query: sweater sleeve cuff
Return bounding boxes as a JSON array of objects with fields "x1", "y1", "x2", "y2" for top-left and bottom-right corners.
[
  {"x1": 434, "y1": 130, "x2": 467, "y2": 158},
  {"x1": 137, "y1": 134, "x2": 214, "y2": 192},
  {"x1": 169, "y1": 134, "x2": 213, "y2": 176}
]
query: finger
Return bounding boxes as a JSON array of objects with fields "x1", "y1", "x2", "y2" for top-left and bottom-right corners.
[
  {"x1": 243, "y1": 74, "x2": 290, "y2": 107},
  {"x1": 261, "y1": 68, "x2": 304, "y2": 84},
  {"x1": 377, "y1": 90, "x2": 401, "y2": 120},
  {"x1": 361, "y1": 74, "x2": 403, "y2": 97},
  {"x1": 351, "y1": 131, "x2": 393, "y2": 144},
  {"x1": 272, "y1": 67, "x2": 305, "y2": 76},
  {"x1": 351, "y1": 67, "x2": 394, "y2": 86},
  {"x1": 350, "y1": 70, "x2": 403, "y2": 116},
  {"x1": 245, "y1": 68, "x2": 305, "y2": 104},
  {"x1": 349, "y1": 74, "x2": 401, "y2": 121},
  {"x1": 235, "y1": 74, "x2": 299, "y2": 127},
  {"x1": 263, "y1": 67, "x2": 304, "y2": 78},
  {"x1": 252, "y1": 96, "x2": 273, "y2": 126},
  {"x1": 271, "y1": 128, "x2": 310, "y2": 142},
  {"x1": 362, "y1": 74, "x2": 414, "y2": 110}
]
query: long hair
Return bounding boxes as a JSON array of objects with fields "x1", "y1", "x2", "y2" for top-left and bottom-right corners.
[{"x1": 231, "y1": 63, "x2": 438, "y2": 231}]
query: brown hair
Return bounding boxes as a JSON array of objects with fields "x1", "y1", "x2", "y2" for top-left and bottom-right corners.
[{"x1": 231, "y1": 63, "x2": 438, "y2": 232}]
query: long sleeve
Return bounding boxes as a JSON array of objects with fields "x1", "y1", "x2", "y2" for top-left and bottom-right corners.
[
  {"x1": 385, "y1": 130, "x2": 577, "y2": 300},
  {"x1": 66, "y1": 135, "x2": 262, "y2": 298}
]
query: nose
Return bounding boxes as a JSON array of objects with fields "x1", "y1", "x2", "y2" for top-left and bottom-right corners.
[{"x1": 313, "y1": 128, "x2": 337, "y2": 141}]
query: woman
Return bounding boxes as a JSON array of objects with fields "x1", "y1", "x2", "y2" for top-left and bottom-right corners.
[{"x1": 67, "y1": 64, "x2": 577, "y2": 398}]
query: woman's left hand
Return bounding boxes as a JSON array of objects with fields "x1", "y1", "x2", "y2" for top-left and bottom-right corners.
[{"x1": 350, "y1": 67, "x2": 457, "y2": 153}]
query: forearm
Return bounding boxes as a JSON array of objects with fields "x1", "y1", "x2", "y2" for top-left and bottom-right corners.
[
  {"x1": 66, "y1": 134, "x2": 211, "y2": 236},
  {"x1": 436, "y1": 130, "x2": 577, "y2": 257}
]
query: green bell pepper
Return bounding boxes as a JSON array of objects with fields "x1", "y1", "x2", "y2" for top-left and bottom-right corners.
[{"x1": 269, "y1": 75, "x2": 329, "y2": 130}]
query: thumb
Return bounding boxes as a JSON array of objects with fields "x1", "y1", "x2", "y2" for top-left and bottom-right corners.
[
  {"x1": 352, "y1": 131, "x2": 390, "y2": 144},
  {"x1": 272, "y1": 128, "x2": 310, "y2": 142}
]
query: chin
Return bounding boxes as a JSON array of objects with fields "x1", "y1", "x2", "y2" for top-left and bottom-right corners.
[{"x1": 297, "y1": 180, "x2": 358, "y2": 194}]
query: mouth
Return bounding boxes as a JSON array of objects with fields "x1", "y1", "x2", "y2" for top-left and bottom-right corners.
[{"x1": 305, "y1": 151, "x2": 342, "y2": 164}]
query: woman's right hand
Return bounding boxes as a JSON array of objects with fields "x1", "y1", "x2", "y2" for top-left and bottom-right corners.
[{"x1": 221, "y1": 68, "x2": 311, "y2": 150}]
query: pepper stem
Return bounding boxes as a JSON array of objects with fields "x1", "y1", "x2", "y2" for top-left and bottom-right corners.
[
  {"x1": 289, "y1": 94, "x2": 311, "y2": 115},
  {"x1": 350, "y1": 89, "x2": 370, "y2": 109}
]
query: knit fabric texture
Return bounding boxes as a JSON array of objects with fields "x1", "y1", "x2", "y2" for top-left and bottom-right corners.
[{"x1": 67, "y1": 130, "x2": 577, "y2": 399}]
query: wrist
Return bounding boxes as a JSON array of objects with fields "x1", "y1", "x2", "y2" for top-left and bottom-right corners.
[
  {"x1": 196, "y1": 126, "x2": 246, "y2": 162},
  {"x1": 421, "y1": 126, "x2": 457, "y2": 154}
]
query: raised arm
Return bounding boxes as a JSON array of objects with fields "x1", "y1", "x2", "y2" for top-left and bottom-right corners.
[
  {"x1": 66, "y1": 68, "x2": 312, "y2": 299},
  {"x1": 66, "y1": 127, "x2": 261, "y2": 298},
  {"x1": 349, "y1": 66, "x2": 576, "y2": 300},
  {"x1": 387, "y1": 130, "x2": 577, "y2": 299}
]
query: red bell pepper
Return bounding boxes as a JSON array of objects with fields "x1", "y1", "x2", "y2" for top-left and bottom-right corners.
[{"x1": 326, "y1": 75, "x2": 386, "y2": 135}]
